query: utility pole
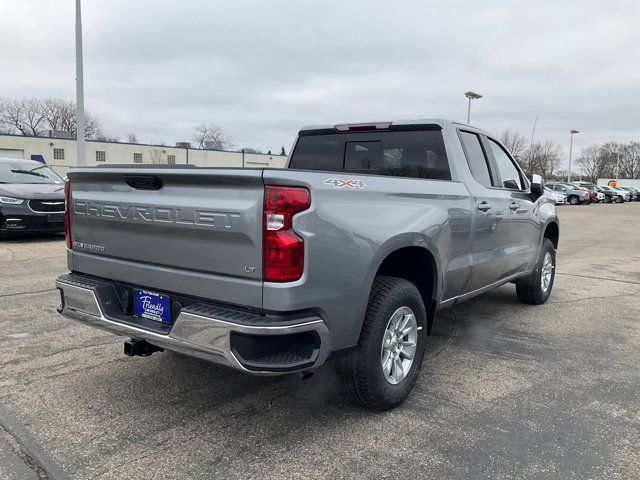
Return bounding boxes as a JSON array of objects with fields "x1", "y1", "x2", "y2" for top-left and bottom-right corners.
[
  {"x1": 567, "y1": 130, "x2": 579, "y2": 183},
  {"x1": 75, "y1": 0, "x2": 85, "y2": 166}
]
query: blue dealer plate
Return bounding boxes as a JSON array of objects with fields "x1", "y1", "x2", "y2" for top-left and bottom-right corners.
[{"x1": 133, "y1": 289, "x2": 171, "y2": 323}]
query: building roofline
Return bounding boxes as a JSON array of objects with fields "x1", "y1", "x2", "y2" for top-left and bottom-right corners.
[{"x1": 0, "y1": 132, "x2": 284, "y2": 157}]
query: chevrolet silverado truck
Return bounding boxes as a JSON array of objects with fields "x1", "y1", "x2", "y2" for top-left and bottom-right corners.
[{"x1": 56, "y1": 119, "x2": 559, "y2": 410}]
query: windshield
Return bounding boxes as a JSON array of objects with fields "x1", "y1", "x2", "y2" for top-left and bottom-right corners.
[{"x1": 0, "y1": 163, "x2": 63, "y2": 184}]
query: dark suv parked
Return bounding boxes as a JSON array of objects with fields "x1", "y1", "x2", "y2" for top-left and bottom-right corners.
[
  {"x1": 595, "y1": 186, "x2": 618, "y2": 203},
  {"x1": 0, "y1": 158, "x2": 66, "y2": 236}
]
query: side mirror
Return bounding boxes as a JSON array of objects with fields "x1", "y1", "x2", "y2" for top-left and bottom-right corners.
[{"x1": 530, "y1": 174, "x2": 544, "y2": 196}]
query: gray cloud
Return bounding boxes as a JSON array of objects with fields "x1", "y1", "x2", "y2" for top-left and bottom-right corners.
[{"x1": 1, "y1": 0, "x2": 639, "y2": 165}]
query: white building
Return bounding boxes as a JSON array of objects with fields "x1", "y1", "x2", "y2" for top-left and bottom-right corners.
[
  {"x1": 0, "y1": 133, "x2": 287, "y2": 176},
  {"x1": 597, "y1": 178, "x2": 640, "y2": 188}
]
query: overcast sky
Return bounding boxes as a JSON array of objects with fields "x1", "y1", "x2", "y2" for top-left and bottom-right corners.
[{"x1": 1, "y1": 0, "x2": 639, "y2": 165}]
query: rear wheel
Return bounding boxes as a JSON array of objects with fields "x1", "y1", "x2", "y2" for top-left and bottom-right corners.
[
  {"x1": 516, "y1": 238, "x2": 556, "y2": 305},
  {"x1": 568, "y1": 195, "x2": 580, "y2": 205},
  {"x1": 337, "y1": 276, "x2": 427, "y2": 411}
]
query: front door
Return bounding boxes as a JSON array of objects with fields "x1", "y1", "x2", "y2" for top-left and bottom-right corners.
[
  {"x1": 458, "y1": 130, "x2": 513, "y2": 292},
  {"x1": 485, "y1": 137, "x2": 539, "y2": 276}
]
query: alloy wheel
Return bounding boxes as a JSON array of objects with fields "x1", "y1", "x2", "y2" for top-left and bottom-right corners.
[
  {"x1": 540, "y1": 252, "x2": 554, "y2": 293},
  {"x1": 380, "y1": 307, "x2": 418, "y2": 385}
]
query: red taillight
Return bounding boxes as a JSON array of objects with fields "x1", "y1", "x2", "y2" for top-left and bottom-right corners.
[
  {"x1": 64, "y1": 179, "x2": 72, "y2": 249},
  {"x1": 263, "y1": 186, "x2": 310, "y2": 282}
]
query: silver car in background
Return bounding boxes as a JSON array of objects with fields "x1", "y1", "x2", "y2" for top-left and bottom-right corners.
[{"x1": 544, "y1": 186, "x2": 567, "y2": 205}]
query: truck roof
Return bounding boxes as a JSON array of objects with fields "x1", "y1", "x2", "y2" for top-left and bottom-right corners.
[{"x1": 298, "y1": 118, "x2": 485, "y2": 134}]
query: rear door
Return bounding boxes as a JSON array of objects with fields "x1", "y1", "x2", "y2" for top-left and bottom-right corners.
[{"x1": 68, "y1": 167, "x2": 265, "y2": 307}]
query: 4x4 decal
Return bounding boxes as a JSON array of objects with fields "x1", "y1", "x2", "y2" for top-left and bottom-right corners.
[{"x1": 324, "y1": 178, "x2": 367, "y2": 189}]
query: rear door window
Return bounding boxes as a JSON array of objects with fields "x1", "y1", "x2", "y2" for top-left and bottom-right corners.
[
  {"x1": 290, "y1": 130, "x2": 451, "y2": 180},
  {"x1": 288, "y1": 135, "x2": 344, "y2": 171}
]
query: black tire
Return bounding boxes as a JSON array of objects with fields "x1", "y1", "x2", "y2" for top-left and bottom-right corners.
[
  {"x1": 516, "y1": 238, "x2": 556, "y2": 305},
  {"x1": 336, "y1": 276, "x2": 427, "y2": 411},
  {"x1": 616, "y1": 196, "x2": 623, "y2": 203},
  {"x1": 568, "y1": 195, "x2": 579, "y2": 205},
  {"x1": 604, "y1": 195, "x2": 612, "y2": 204}
]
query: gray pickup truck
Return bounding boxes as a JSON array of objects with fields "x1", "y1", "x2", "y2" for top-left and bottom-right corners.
[{"x1": 56, "y1": 119, "x2": 559, "y2": 410}]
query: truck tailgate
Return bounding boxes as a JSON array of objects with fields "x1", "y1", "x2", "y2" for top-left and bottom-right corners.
[{"x1": 67, "y1": 167, "x2": 264, "y2": 308}]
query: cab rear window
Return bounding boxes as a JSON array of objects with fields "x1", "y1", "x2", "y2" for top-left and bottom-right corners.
[{"x1": 289, "y1": 130, "x2": 451, "y2": 180}]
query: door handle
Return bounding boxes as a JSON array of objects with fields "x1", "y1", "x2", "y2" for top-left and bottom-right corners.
[
  {"x1": 477, "y1": 202, "x2": 492, "y2": 212},
  {"x1": 509, "y1": 201, "x2": 520, "y2": 211}
]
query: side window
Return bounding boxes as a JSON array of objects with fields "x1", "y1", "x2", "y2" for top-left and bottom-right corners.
[
  {"x1": 459, "y1": 131, "x2": 492, "y2": 187},
  {"x1": 488, "y1": 139, "x2": 523, "y2": 190},
  {"x1": 289, "y1": 135, "x2": 344, "y2": 171}
]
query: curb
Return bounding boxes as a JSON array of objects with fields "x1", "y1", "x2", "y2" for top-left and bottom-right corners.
[{"x1": 0, "y1": 405, "x2": 70, "y2": 480}]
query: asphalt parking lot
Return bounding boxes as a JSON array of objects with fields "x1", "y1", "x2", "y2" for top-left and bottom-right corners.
[{"x1": 1, "y1": 203, "x2": 639, "y2": 480}]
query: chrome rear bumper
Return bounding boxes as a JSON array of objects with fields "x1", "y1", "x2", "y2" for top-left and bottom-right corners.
[{"x1": 56, "y1": 274, "x2": 330, "y2": 375}]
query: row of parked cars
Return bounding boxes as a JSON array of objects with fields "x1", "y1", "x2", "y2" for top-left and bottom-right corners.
[{"x1": 544, "y1": 181, "x2": 639, "y2": 205}]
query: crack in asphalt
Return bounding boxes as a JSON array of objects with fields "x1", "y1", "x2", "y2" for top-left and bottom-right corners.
[
  {"x1": 548, "y1": 289, "x2": 640, "y2": 304},
  {"x1": 0, "y1": 424, "x2": 50, "y2": 480},
  {"x1": 0, "y1": 288, "x2": 57, "y2": 299},
  {"x1": 431, "y1": 308, "x2": 461, "y2": 360},
  {"x1": 0, "y1": 339, "x2": 117, "y2": 368},
  {"x1": 556, "y1": 272, "x2": 640, "y2": 286}
]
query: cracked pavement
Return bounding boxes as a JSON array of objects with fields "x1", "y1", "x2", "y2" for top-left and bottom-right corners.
[{"x1": 1, "y1": 203, "x2": 639, "y2": 479}]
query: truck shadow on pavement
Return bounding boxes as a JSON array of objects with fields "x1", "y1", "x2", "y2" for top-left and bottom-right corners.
[{"x1": 75, "y1": 285, "x2": 534, "y2": 425}]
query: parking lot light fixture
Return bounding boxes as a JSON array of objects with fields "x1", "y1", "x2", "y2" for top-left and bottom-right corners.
[
  {"x1": 567, "y1": 129, "x2": 579, "y2": 183},
  {"x1": 465, "y1": 91, "x2": 482, "y2": 124}
]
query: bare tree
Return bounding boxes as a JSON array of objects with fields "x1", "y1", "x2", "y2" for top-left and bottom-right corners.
[
  {"x1": 598, "y1": 142, "x2": 622, "y2": 178},
  {"x1": 41, "y1": 98, "x2": 73, "y2": 132},
  {"x1": 0, "y1": 96, "x2": 102, "y2": 139},
  {"x1": 620, "y1": 142, "x2": 640, "y2": 179},
  {"x1": 499, "y1": 130, "x2": 528, "y2": 164},
  {"x1": 529, "y1": 140, "x2": 563, "y2": 179},
  {"x1": 126, "y1": 132, "x2": 138, "y2": 143},
  {"x1": 0, "y1": 98, "x2": 47, "y2": 136},
  {"x1": 242, "y1": 147, "x2": 263, "y2": 154},
  {"x1": 576, "y1": 145, "x2": 604, "y2": 183},
  {"x1": 192, "y1": 123, "x2": 233, "y2": 150},
  {"x1": 147, "y1": 147, "x2": 166, "y2": 164}
]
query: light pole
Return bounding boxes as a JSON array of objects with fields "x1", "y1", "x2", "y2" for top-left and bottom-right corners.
[
  {"x1": 75, "y1": 0, "x2": 85, "y2": 166},
  {"x1": 465, "y1": 91, "x2": 482, "y2": 124},
  {"x1": 567, "y1": 129, "x2": 579, "y2": 183}
]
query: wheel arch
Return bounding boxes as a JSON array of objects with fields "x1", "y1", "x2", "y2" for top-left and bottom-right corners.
[
  {"x1": 543, "y1": 220, "x2": 559, "y2": 249},
  {"x1": 363, "y1": 238, "x2": 441, "y2": 336}
]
